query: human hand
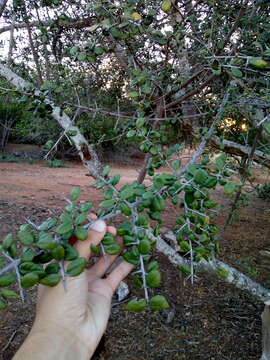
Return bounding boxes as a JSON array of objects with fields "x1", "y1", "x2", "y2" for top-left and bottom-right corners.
[{"x1": 13, "y1": 217, "x2": 133, "y2": 360}]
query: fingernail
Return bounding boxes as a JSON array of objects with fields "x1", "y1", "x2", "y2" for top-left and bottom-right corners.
[{"x1": 90, "y1": 220, "x2": 106, "y2": 232}]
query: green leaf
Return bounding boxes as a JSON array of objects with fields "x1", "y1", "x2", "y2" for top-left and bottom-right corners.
[
  {"x1": 60, "y1": 212, "x2": 73, "y2": 223},
  {"x1": 64, "y1": 244, "x2": 79, "y2": 261},
  {"x1": 21, "y1": 249, "x2": 36, "y2": 262},
  {"x1": 0, "y1": 273, "x2": 16, "y2": 287},
  {"x1": 90, "y1": 244, "x2": 100, "y2": 255},
  {"x1": 124, "y1": 299, "x2": 147, "y2": 312},
  {"x1": 127, "y1": 129, "x2": 136, "y2": 138},
  {"x1": 75, "y1": 213, "x2": 87, "y2": 225},
  {"x1": 37, "y1": 218, "x2": 57, "y2": 231},
  {"x1": 79, "y1": 202, "x2": 93, "y2": 212},
  {"x1": 19, "y1": 262, "x2": 44, "y2": 277},
  {"x1": 66, "y1": 129, "x2": 77, "y2": 137},
  {"x1": 51, "y1": 245, "x2": 65, "y2": 260},
  {"x1": 18, "y1": 230, "x2": 34, "y2": 246},
  {"x1": 21, "y1": 272, "x2": 39, "y2": 289},
  {"x1": 150, "y1": 295, "x2": 169, "y2": 311},
  {"x1": 180, "y1": 241, "x2": 191, "y2": 252},
  {"x1": 66, "y1": 257, "x2": 87, "y2": 276},
  {"x1": 1, "y1": 289, "x2": 19, "y2": 299},
  {"x1": 178, "y1": 265, "x2": 191, "y2": 276},
  {"x1": 123, "y1": 251, "x2": 139, "y2": 265},
  {"x1": 44, "y1": 140, "x2": 54, "y2": 150},
  {"x1": 120, "y1": 187, "x2": 134, "y2": 200},
  {"x1": 172, "y1": 160, "x2": 181, "y2": 170},
  {"x1": 37, "y1": 232, "x2": 57, "y2": 250},
  {"x1": 100, "y1": 199, "x2": 116, "y2": 208},
  {"x1": 224, "y1": 181, "x2": 236, "y2": 195},
  {"x1": 74, "y1": 227, "x2": 88, "y2": 241},
  {"x1": 102, "y1": 165, "x2": 111, "y2": 177},
  {"x1": 56, "y1": 222, "x2": 73, "y2": 235},
  {"x1": 45, "y1": 263, "x2": 60, "y2": 275},
  {"x1": 69, "y1": 187, "x2": 81, "y2": 201},
  {"x1": 263, "y1": 122, "x2": 270, "y2": 135},
  {"x1": 147, "y1": 261, "x2": 159, "y2": 272},
  {"x1": 39, "y1": 274, "x2": 61, "y2": 287},
  {"x1": 138, "y1": 239, "x2": 151, "y2": 254},
  {"x1": 2, "y1": 233, "x2": 13, "y2": 250},
  {"x1": 104, "y1": 189, "x2": 114, "y2": 200},
  {"x1": 0, "y1": 299, "x2": 6, "y2": 310},
  {"x1": 193, "y1": 169, "x2": 208, "y2": 185},
  {"x1": 146, "y1": 270, "x2": 161, "y2": 288},
  {"x1": 104, "y1": 243, "x2": 122, "y2": 255},
  {"x1": 110, "y1": 174, "x2": 121, "y2": 186},
  {"x1": 231, "y1": 67, "x2": 243, "y2": 78},
  {"x1": 217, "y1": 267, "x2": 228, "y2": 279}
]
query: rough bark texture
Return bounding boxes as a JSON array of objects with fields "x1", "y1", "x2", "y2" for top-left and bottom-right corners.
[
  {"x1": 0, "y1": 64, "x2": 103, "y2": 178},
  {"x1": 261, "y1": 305, "x2": 270, "y2": 360}
]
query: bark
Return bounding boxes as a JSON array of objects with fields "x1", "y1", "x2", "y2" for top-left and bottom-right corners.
[
  {"x1": 210, "y1": 135, "x2": 270, "y2": 169},
  {"x1": 0, "y1": 17, "x2": 95, "y2": 35},
  {"x1": 0, "y1": 0, "x2": 8, "y2": 18},
  {"x1": 261, "y1": 305, "x2": 270, "y2": 360},
  {"x1": 147, "y1": 230, "x2": 270, "y2": 302},
  {"x1": 0, "y1": 64, "x2": 103, "y2": 178}
]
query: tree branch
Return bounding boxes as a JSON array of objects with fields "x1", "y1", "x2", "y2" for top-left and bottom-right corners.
[
  {"x1": 148, "y1": 231, "x2": 270, "y2": 303},
  {"x1": 210, "y1": 136, "x2": 270, "y2": 169},
  {"x1": 0, "y1": 64, "x2": 103, "y2": 178}
]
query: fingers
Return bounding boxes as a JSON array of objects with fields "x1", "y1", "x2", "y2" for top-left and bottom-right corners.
[
  {"x1": 105, "y1": 260, "x2": 134, "y2": 292},
  {"x1": 75, "y1": 219, "x2": 107, "y2": 258}
]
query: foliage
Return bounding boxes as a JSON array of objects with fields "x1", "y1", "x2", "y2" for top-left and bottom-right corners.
[
  {"x1": 44, "y1": 159, "x2": 68, "y2": 168},
  {"x1": 0, "y1": 153, "x2": 19, "y2": 163},
  {"x1": 256, "y1": 183, "x2": 270, "y2": 200}
]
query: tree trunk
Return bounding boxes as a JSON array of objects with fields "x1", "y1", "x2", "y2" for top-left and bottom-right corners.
[{"x1": 261, "y1": 305, "x2": 270, "y2": 360}]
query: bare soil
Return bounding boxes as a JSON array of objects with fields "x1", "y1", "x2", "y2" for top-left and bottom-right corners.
[{"x1": 0, "y1": 160, "x2": 269, "y2": 360}]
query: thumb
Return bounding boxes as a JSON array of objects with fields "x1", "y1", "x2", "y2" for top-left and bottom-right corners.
[{"x1": 75, "y1": 220, "x2": 107, "y2": 259}]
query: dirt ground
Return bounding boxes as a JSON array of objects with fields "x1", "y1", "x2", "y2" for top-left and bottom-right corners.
[{"x1": 0, "y1": 160, "x2": 270, "y2": 360}]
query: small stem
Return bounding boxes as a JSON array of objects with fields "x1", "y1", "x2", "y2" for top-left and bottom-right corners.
[
  {"x1": 140, "y1": 255, "x2": 149, "y2": 302},
  {"x1": 15, "y1": 265, "x2": 25, "y2": 302},
  {"x1": 0, "y1": 259, "x2": 21, "y2": 276}
]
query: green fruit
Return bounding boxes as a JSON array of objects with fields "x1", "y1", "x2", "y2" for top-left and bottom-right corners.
[
  {"x1": 37, "y1": 232, "x2": 57, "y2": 250},
  {"x1": 0, "y1": 273, "x2": 16, "y2": 287},
  {"x1": 21, "y1": 272, "x2": 39, "y2": 288},
  {"x1": 70, "y1": 187, "x2": 80, "y2": 201}
]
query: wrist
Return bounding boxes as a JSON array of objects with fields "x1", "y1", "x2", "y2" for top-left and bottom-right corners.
[{"x1": 13, "y1": 321, "x2": 92, "y2": 360}]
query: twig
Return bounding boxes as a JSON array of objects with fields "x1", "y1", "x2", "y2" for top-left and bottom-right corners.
[{"x1": 1, "y1": 330, "x2": 19, "y2": 353}]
